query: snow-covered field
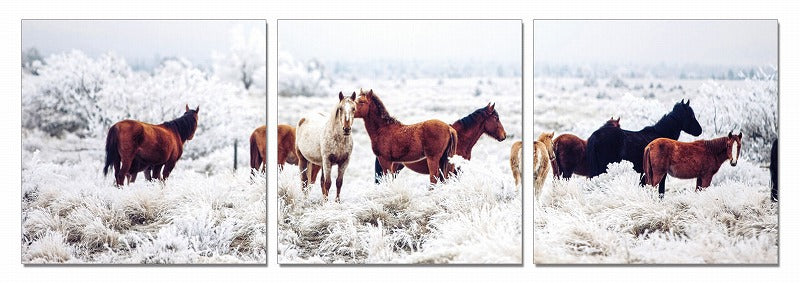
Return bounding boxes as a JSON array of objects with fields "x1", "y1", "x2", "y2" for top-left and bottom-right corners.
[
  {"x1": 278, "y1": 62, "x2": 523, "y2": 263},
  {"x1": 533, "y1": 75, "x2": 778, "y2": 264},
  {"x1": 21, "y1": 47, "x2": 267, "y2": 263}
]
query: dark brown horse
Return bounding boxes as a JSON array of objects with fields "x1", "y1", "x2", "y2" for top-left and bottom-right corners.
[
  {"x1": 552, "y1": 117, "x2": 620, "y2": 179},
  {"x1": 104, "y1": 105, "x2": 199, "y2": 186},
  {"x1": 354, "y1": 89, "x2": 457, "y2": 184},
  {"x1": 643, "y1": 132, "x2": 742, "y2": 196},
  {"x1": 373, "y1": 103, "x2": 506, "y2": 182},
  {"x1": 277, "y1": 123, "x2": 321, "y2": 183},
  {"x1": 250, "y1": 125, "x2": 266, "y2": 172}
]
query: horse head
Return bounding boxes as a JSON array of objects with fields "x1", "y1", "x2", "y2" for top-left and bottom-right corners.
[
  {"x1": 482, "y1": 102, "x2": 506, "y2": 141},
  {"x1": 336, "y1": 91, "x2": 357, "y2": 136},
  {"x1": 184, "y1": 104, "x2": 199, "y2": 140},
  {"x1": 727, "y1": 131, "x2": 743, "y2": 166},
  {"x1": 354, "y1": 89, "x2": 374, "y2": 119},
  {"x1": 605, "y1": 116, "x2": 621, "y2": 128},
  {"x1": 675, "y1": 99, "x2": 702, "y2": 136}
]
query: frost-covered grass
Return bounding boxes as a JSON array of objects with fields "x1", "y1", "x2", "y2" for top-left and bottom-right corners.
[
  {"x1": 278, "y1": 74, "x2": 522, "y2": 264},
  {"x1": 533, "y1": 76, "x2": 778, "y2": 264},
  {"x1": 21, "y1": 45, "x2": 267, "y2": 263},
  {"x1": 21, "y1": 133, "x2": 267, "y2": 264}
]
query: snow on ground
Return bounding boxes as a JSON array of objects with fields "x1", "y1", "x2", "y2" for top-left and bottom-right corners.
[
  {"x1": 533, "y1": 75, "x2": 778, "y2": 264},
  {"x1": 278, "y1": 76, "x2": 522, "y2": 264},
  {"x1": 21, "y1": 50, "x2": 267, "y2": 264}
]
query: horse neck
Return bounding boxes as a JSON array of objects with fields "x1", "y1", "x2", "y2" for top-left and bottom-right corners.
[
  {"x1": 363, "y1": 99, "x2": 400, "y2": 137},
  {"x1": 651, "y1": 112, "x2": 682, "y2": 139},
  {"x1": 703, "y1": 137, "x2": 729, "y2": 164},
  {"x1": 451, "y1": 117, "x2": 484, "y2": 156},
  {"x1": 162, "y1": 114, "x2": 195, "y2": 143}
]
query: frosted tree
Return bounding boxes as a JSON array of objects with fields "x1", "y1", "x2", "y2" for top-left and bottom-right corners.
[{"x1": 213, "y1": 25, "x2": 267, "y2": 94}]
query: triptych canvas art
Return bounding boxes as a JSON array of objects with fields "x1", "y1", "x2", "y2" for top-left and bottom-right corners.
[{"x1": 20, "y1": 19, "x2": 777, "y2": 265}]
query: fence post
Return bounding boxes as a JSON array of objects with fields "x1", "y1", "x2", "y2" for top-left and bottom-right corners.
[{"x1": 234, "y1": 139, "x2": 238, "y2": 171}]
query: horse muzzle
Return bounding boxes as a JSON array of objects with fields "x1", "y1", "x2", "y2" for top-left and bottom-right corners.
[
  {"x1": 731, "y1": 160, "x2": 738, "y2": 167},
  {"x1": 343, "y1": 128, "x2": 351, "y2": 136}
]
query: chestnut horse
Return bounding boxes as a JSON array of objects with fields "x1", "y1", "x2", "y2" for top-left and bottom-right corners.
[
  {"x1": 373, "y1": 103, "x2": 506, "y2": 182},
  {"x1": 643, "y1": 132, "x2": 742, "y2": 197},
  {"x1": 533, "y1": 132, "x2": 555, "y2": 197},
  {"x1": 278, "y1": 124, "x2": 321, "y2": 183},
  {"x1": 104, "y1": 105, "x2": 199, "y2": 186},
  {"x1": 250, "y1": 125, "x2": 266, "y2": 172},
  {"x1": 551, "y1": 117, "x2": 620, "y2": 179},
  {"x1": 296, "y1": 91, "x2": 356, "y2": 202},
  {"x1": 354, "y1": 89, "x2": 457, "y2": 184}
]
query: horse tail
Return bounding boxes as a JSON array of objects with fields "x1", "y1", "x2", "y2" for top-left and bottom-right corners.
[
  {"x1": 586, "y1": 136, "x2": 600, "y2": 177},
  {"x1": 374, "y1": 158, "x2": 383, "y2": 184},
  {"x1": 439, "y1": 128, "x2": 457, "y2": 178},
  {"x1": 552, "y1": 139, "x2": 561, "y2": 178},
  {"x1": 103, "y1": 125, "x2": 120, "y2": 176},
  {"x1": 250, "y1": 132, "x2": 261, "y2": 170}
]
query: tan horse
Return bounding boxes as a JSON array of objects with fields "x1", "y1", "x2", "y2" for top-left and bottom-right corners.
[
  {"x1": 510, "y1": 140, "x2": 523, "y2": 188},
  {"x1": 250, "y1": 125, "x2": 266, "y2": 172},
  {"x1": 354, "y1": 89, "x2": 457, "y2": 184},
  {"x1": 533, "y1": 132, "x2": 555, "y2": 197}
]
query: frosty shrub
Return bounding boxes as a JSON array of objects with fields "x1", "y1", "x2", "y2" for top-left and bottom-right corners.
[
  {"x1": 213, "y1": 25, "x2": 267, "y2": 95},
  {"x1": 694, "y1": 73, "x2": 778, "y2": 162},
  {"x1": 22, "y1": 50, "x2": 261, "y2": 158},
  {"x1": 277, "y1": 52, "x2": 334, "y2": 97}
]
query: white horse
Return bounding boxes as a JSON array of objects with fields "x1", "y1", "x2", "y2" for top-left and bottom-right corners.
[{"x1": 295, "y1": 91, "x2": 357, "y2": 202}]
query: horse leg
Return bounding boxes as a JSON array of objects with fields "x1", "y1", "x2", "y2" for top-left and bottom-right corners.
[
  {"x1": 335, "y1": 159, "x2": 349, "y2": 203},
  {"x1": 116, "y1": 153, "x2": 134, "y2": 187},
  {"x1": 425, "y1": 156, "x2": 441, "y2": 184},
  {"x1": 161, "y1": 161, "x2": 177, "y2": 181},
  {"x1": 698, "y1": 175, "x2": 713, "y2": 191},
  {"x1": 658, "y1": 176, "x2": 666, "y2": 199},
  {"x1": 298, "y1": 154, "x2": 309, "y2": 190},
  {"x1": 310, "y1": 164, "x2": 321, "y2": 185},
  {"x1": 151, "y1": 164, "x2": 163, "y2": 181},
  {"x1": 321, "y1": 159, "x2": 333, "y2": 203},
  {"x1": 377, "y1": 157, "x2": 394, "y2": 182}
]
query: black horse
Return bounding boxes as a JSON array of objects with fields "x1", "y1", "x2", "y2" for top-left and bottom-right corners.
[{"x1": 586, "y1": 100, "x2": 702, "y2": 197}]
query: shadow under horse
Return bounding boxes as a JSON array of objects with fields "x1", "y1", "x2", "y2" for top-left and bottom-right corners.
[{"x1": 585, "y1": 100, "x2": 702, "y2": 197}]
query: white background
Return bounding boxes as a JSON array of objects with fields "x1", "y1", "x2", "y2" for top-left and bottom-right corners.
[{"x1": 1, "y1": 0, "x2": 797, "y2": 282}]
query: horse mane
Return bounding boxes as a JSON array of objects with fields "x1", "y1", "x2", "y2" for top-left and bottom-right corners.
[
  {"x1": 650, "y1": 105, "x2": 685, "y2": 137},
  {"x1": 162, "y1": 111, "x2": 197, "y2": 142},
  {"x1": 368, "y1": 93, "x2": 400, "y2": 125},
  {"x1": 455, "y1": 107, "x2": 489, "y2": 129},
  {"x1": 703, "y1": 136, "x2": 729, "y2": 155}
]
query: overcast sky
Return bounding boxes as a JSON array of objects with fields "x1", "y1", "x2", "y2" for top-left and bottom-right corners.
[
  {"x1": 279, "y1": 20, "x2": 521, "y2": 65},
  {"x1": 23, "y1": 20, "x2": 266, "y2": 68},
  {"x1": 534, "y1": 20, "x2": 777, "y2": 67}
]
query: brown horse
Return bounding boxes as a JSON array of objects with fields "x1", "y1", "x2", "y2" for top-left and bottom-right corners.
[
  {"x1": 374, "y1": 103, "x2": 507, "y2": 182},
  {"x1": 643, "y1": 131, "x2": 743, "y2": 197},
  {"x1": 104, "y1": 105, "x2": 199, "y2": 186},
  {"x1": 250, "y1": 125, "x2": 266, "y2": 172},
  {"x1": 354, "y1": 89, "x2": 457, "y2": 184},
  {"x1": 278, "y1": 124, "x2": 320, "y2": 182},
  {"x1": 552, "y1": 117, "x2": 620, "y2": 179}
]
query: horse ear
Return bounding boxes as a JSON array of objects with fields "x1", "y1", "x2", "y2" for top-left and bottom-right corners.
[
  {"x1": 368, "y1": 89, "x2": 374, "y2": 96},
  {"x1": 487, "y1": 102, "x2": 495, "y2": 112},
  {"x1": 185, "y1": 104, "x2": 189, "y2": 112},
  {"x1": 350, "y1": 91, "x2": 356, "y2": 100},
  {"x1": 686, "y1": 99, "x2": 690, "y2": 106},
  {"x1": 680, "y1": 99, "x2": 685, "y2": 104},
  {"x1": 738, "y1": 132, "x2": 743, "y2": 139},
  {"x1": 195, "y1": 105, "x2": 199, "y2": 113},
  {"x1": 338, "y1": 91, "x2": 344, "y2": 101},
  {"x1": 728, "y1": 131, "x2": 733, "y2": 138}
]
